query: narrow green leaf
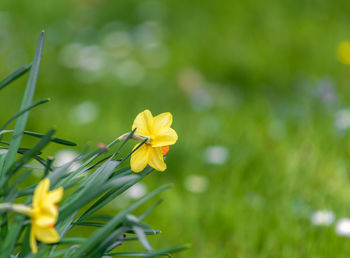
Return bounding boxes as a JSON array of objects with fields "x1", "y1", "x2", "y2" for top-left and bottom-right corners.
[
  {"x1": 18, "y1": 225, "x2": 31, "y2": 258},
  {"x1": 59, "y1": 175, "x2": 137, "y2": 220},
  {"x1": 72, "y1": 222, "x2": 105, "y2": 227},
  {"x1": 107, "y1": 252, "x2": 167, "y2": 257},
  {"x1": 7, "y1": 129, "x2": 55, "y2": 177},
  {"x1": 88, "y1": 226, "x2": 129, "y2": 257},
  {"x1": 107, "y1": 244, "x2": 190, "y2": 257},
  {"x1": 76, "y1": 167, "x2": 153, "y2": 223},
  {"x1": 72, "y1": 184, "x2": 171, "y2": 257},
  {"x1": 0, "y1": 130, "x2": 76, "y2": 146},
  {"x1": 4, "y1": 32, "x2": 44, "y2": 172},
  {"x1": 0, "y1": 197, "x2": 31, "y2": 257},
  {"x1": 54, "y1": 148, "x2": 108, "y2": 188},
  {"x1": 0, "y1": 150, "x2": 8, "y2": 190},
  {"x1": 126, "y1": 229, "x2": 160, "y2": 235},
  {"x1": 23, "y1": 131, "x2": 76, "y2": 146},
  {"x1": 0, "y1": 98, "x2": 50, "y2": 132},
  {"x1": 43, "y1": 156, "x2": 54, "y2": 178},
  {"x1": 0, "y1": 64, "x2": 31, "y2": 91},
  {"x1": 85, "y1": 215, "x2": 113, "y2": 221},
  {"x1": 57, "y1": 237, "x2": 86, "y2": 244},
  {"x1": 133, "y1": 226, "x2": 153, "y2": 251},
  {"x1": 58, "y1": 160, "x2": 119, "y2": 218},
  {"x1": 6, "y1": 170, "x2": 32, "y2": 200},
  {"x1": 139, "y1": 200, "x2": 163, "y2": 221},
  {"x1": 151, "y1": 244, "x2": 191, "y2": 256},
  {"x1": 62, "y1": 245, "x2": 80, "y2": 258}
]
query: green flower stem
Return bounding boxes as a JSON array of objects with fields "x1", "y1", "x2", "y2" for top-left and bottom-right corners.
[
  {"x1": 118, "y1": 132, "x2": 151, "y2": 144},
  {"x1": 0, "y1": 203, "x2": 32, "y2": 217}
]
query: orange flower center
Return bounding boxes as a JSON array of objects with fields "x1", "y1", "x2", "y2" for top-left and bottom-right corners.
[{"x1": 162, "y1": 146, "x2": 170, "y2": 156}]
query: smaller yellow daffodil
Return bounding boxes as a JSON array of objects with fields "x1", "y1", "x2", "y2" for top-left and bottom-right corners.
[
  {"x1": 337, "y1": 41, "x2": 350, "y2": 66},
  {"x1": 29, "y1": 178, "x2": 63, "y2": 254},
  {"x1": 130, "y1": 110, "x2": 178, "y2": 172}
]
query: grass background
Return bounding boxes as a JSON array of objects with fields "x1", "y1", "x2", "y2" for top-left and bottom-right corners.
[{"x1": 2, "y1": 0, "x2": 350, "y2": 257}]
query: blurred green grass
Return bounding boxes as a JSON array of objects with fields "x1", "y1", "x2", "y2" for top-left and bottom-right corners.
[{"x1": 2, "y1": 0, "x2": 350, "y2": 257}]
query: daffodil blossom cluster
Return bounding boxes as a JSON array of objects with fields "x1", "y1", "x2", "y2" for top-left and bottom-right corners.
[
  {"x1": 0, "y1": 33, "x2": 183, "y2": 257},
  {"x1": 0, "y1": 109, "x2": 177, "y2": 254}
]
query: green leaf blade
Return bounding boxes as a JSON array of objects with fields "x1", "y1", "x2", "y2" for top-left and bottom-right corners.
[
  {"x1": 0, "y1": 64, "x2": 31, "y2": 91},
  {"x1": 4, "y1": 32, "x2": 45, "y2": 172}
]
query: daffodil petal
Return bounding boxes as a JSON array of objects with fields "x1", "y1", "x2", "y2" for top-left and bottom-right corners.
[
  {"x1": 132, "y1": 109, "x2": 153, "y2": 136},
  {"x1": 33, "y1": 178, "x2": 49, "y2": 208},
  {"x1": 30, "y1": 227, "x2": 38, "y2": 254},
  {"x1": 48, "y1": 187, "x2": 63, "y2": 203},
  {"x1": 34, "y1": 216, "x2": 56, "y2": 227},
  {"x1": 34, "y1": 226, "x2": 60, "y2": 243},
  {"x1": 130, "y1": 144, "x2": 150, "y2": 172},
  {"x1": 153, "y1": 112, "x2": 172, "y2": 134},
  {"x1": 148, "y1": 147, "x2": 167, "y2": 171},
  {"x1": 152, "y1": 128, "x2": 178, "y2": 147},
  {"x1": 39, "y1": 187, "x2": 62, "y2": 217},
  {"x1": 40, "y1": 203, "x2": 58, "y2": 219}
]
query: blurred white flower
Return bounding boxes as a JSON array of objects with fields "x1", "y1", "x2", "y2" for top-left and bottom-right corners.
[
  {"x1": 140, "y1": 42, "x2": 170, "y2": 68},
  {"x1": 316, "y1": 79, "x2": 336, "y2": 105},
  {"x1": 103, "y1": 30, "x2": 132, "y2": 59},
  {"x1": 177, "y1": 68, "x2": 216, "y2": 111},
  {"x1": 115, "y1": 59, "x2": 145, "y2": 86},
  {"x1": 311, "y1": 210, "x2": 335, "y2": 226},
  {"x1": 184, "y1": 174, "x2": 209, "y2": 194},
  {"x1": 190, "y1": 88, "x2": 213, "y2": 111},
  {"x1": 60, "y1": 44, "x2": 106, "y2": 73},
  {"x1": 77, "y1": 45, "x2": 106, "y2": 71},
  {"x1": 59, "y1": 43, "x2": 83, "y2": 68},
  {"x1": 335, "y1": 109, "x2": 350, "y2": 131},
  {"x1": 336, "y1": 218, "x2": 350, "y2": 236},
  {"x1": 203, "y1": 145, "x2": 228, "y2": 165},
  {"x1": 178, "y1": 68, "x2": 204, "y2": 94},
  {"x1": 69, "y1": 101, "x2": 100, "y2": 125},
  {"x1": 54, "y1": 149, "x2": 81, "y2": 172},
  {"x1": 134, "y1": 21, "x2": 163, "y2": 48},
  {"x1": 125, "y1": 183, "x2": 147, "y2": 199}
]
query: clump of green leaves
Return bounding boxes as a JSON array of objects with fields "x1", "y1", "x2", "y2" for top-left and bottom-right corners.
[{"x1": 0, "y1": 32, "x2": 188, "y2": 257}]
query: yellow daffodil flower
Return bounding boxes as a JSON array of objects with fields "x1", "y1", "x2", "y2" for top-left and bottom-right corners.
[
  {"x1": 130, "y1": 109, "x2": 178, "y2": 172},
  {"x1": 337, "y1": 41, "x2": 350, "y2": 66},
  {"x1": 29, "y1": 178, "x2": 63, "y2": 254}
]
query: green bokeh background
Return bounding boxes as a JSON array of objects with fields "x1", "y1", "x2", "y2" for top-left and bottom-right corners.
[{"x1": 2, "y1": 0, "x2": 350, "y2": 257}]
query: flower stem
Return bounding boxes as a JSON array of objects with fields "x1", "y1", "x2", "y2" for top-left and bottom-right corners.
[
  {"x1": 118, "y1": 132, "x2": 150, "y2": 144},
  {"x1": 0, "y1": 203, "x2": 32, "y2": 217}
]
